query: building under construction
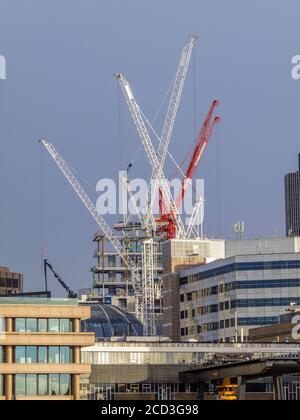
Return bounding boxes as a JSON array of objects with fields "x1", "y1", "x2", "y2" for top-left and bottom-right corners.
[
  {"x1": 90, "y1": 230, "x2": 164, "y2": 333},
  {"x1": 40, "y1": 36, "x2": 221, "y2": 337}
]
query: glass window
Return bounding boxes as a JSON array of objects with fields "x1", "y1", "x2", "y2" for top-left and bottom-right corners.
[
  {"x1": 49, "y1": 374, "x2": 59, "y2": 396},
  {"x1": 26, "y1": 374, "x2": 37, "y2": 396},
  {"x1": 38, "y1": 319, "x2": 48, "y2": 333},
  {"x1": 26, "y1": 347, "x2": 37, "y2": 364},
  {"x1": 48, "y1": 319, "x2": 59, "y2": 333},
  {"x1": 38, "y1": 375, "x2": 48, "y2": 396},
  {"x1": 49, "y1": 347, "x2": 60, "y2": 364},
  {"x1": 60, "y1": 374, "x2": 71, "y2": 396},
  {"x1": 15, "y1": 319, "x2": 26, "y2": 332},
  {"x1": 38, "y1": 347, "x2": 48, "y2": 364},
  {"x1": 60, "y1": 347, "x2": 71, "y2": 364},
  {"x1": 15, "y1": 347, "x2": 26, "y2": 363},
  {"x1": 26, "y1": 319, "x2": 37, "y2": 332},
  {"x1": 15, "y1": 374, "x2": 26, "y2": 396},
  {"x1": 60, "y1": 319, "x2": 71, "y2": 333}
]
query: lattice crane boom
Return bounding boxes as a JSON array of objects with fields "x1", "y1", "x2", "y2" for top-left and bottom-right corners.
[
  {"x1": 39, "y1": 139, "x2": 144, "y2": 323},
  {"x1": 176, "y1": 100, "x2": 221, "y2": 209},
  {"x1": 157, "y1": 36, "x2": 197, "y2": 170},
  {"x1": 115, "y1": 73, "x2": 186, "y2": 239}
]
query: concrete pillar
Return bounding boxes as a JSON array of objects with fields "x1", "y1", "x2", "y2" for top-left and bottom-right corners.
[
  {"x1": 74, "y1": 346, "x2": 81, "y2": 364},
  {"x1": 6, "y1": 346, "x2": 13, "y2": 364},
  {"x1": 73, "y1": 319, "x2": 80, "y2": 333},
  {"x1": 72, "y1": 374, "x2": 81, "y2": 401},
  {"x1": 5, "y1": 374, "x2": 13, "y2": 401},
  {"x1": 237, "y1": 376, "x2": 246, "y2": 401},
  {"x1": 6, "y1": 318, "x2": 13, "y2": 333}
]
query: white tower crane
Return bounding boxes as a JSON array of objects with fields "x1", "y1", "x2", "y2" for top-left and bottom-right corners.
[
  {"x1": 115, "y1": 73, "x2": 186, "y2": 239},
  {"x1": 154, "y1": 36, "x2": 197, "y2": 194},
  {"x1": 39, "y1": 139, "x2": 156, "y2": 336}
]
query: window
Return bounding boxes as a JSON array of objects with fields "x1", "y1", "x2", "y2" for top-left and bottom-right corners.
[
  {"x1": 48, "y1": 319, "x2": 60, "y2": 333},
  {"x1": 26, "y1": 374, "x2": 37, "y2": 396},
  {"x1": 26, "y1": 347, "x2": 37, "y2": 364},
  {"x1": 38, "y1": 375, "x2": 48, "y2": 396},
  {"x1": 26, "y1": 319, "x2": 37, "y2": 332},
  {"x1": 15, "y1": 319, "x2": 26, "y2": 332},
  {"x1": 15, "y1": 318, "x2": 73, "y2": 333},
  {"x1": 38, "y1": 347, "x2": 48, "y2": 364},
  {"x1": 38, "y1": 319, "x2": 47, "y2": 333},
  {"x1": 15, "y1": 347, "x2": 26, "y2": 363},
  {"x1": 60, "y1": 347, "x2": 71, "y2": 364},
  {"x1": 60, "y1": 319, "x2": 71, "y2": 333},
  {"x1": 14, "y1": 374, "x2": 71, "y2": 396},
  {"x1": 15, "y1": 347, "x2": 72, "y2": 364},
  {"x1": 60, "y1": 374, "x2": 71, "y2": 396},
  {"x1": 49, "y1": 347, "x2": 60, "y2": 364},
  {"x1": 15, "y1": 374, "x2": 26, "y2": 396},
  {"x1": 49, "y1": 374, "x2": 60, "y2": 396},
  {"x1": 0, "y1": 374, "x2": 3, "y2": 396}
]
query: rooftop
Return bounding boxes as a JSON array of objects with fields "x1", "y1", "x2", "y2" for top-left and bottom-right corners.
[{"x1": 0, "y1": 297, "x2": 79, "y2": 306}]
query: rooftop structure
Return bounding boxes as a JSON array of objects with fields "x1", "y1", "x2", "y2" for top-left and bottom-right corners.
[{"x1": 81, "y1": 304, "x2": 143, "y2": 339}]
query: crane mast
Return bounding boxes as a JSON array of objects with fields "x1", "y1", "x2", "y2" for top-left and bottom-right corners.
[
  {"x1": 142, "y1": 239, "x2": 156, "y2": 336},
  {"x1": 115, "y1": 73, "x2": 186, "y2": 239},
  {"x1": 157, "y1": 36, "x2": 197, "y2": 169}
]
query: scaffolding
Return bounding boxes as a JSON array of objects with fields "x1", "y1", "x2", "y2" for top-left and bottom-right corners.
[{"x1": 91, "y1": 231, "x2": 163, "y2": 332}]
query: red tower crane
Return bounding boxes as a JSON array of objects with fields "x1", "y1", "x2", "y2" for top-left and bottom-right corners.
[{"x1": 157, "y1": 100, "x2": 221, "y2": 239}]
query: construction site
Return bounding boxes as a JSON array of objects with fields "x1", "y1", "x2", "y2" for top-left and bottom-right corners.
[
  {"x1": 33, "y1": 36, "x2": 300, "y2": 401},
  {"x1": 40, "y1": 36, "x2": 222, "y2": 336},
  {"x1": 1, "y1": 1, "x2": 300, "y2": 401}
]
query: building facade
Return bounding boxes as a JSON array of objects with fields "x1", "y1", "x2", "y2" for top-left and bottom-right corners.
[
  {"x1": 285, "y1": 154, "x2": 300, "y2": 237},
  {"x1": 0, "y1": 266, "x2": 23, "y2": 295},
  {"x1": 179, "y1": 252, "x2": 300, "y2": 342},
  {"x1": 161, "y1": 239, "x2": 225, "y2": 341},
  {"x1": 0, "y1": 297, "x2": 95, "y2": 400},
  {"x1": 81, "y1": 339, "x2": 202, "y2": 401},
  {"x1": 90, "y1": 232, "x2": 163, "y2": 330}
]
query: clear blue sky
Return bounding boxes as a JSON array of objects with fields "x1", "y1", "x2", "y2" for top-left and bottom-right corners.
[{"x1": 1, "y1": 0, "x2": 300, "y2": 295}]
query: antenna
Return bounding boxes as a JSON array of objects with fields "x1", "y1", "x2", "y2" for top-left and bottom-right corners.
[{"x1": 234, "y1": 221, "x2": 245, "y2": 240}]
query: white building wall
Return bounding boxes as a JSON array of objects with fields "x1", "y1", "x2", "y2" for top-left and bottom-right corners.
[{"x1": 179, "y1": 252, "x2": 300, "y2": 342}]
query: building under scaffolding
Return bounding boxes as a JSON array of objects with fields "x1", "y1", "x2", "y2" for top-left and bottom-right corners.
[{"x1": 90, "y1": 230, "x2": 164, "y2": 333}]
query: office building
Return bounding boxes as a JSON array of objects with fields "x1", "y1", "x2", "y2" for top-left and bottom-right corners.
[
  {"x1": 285, "y1": 154, "x2": 300, "y2": 237},
  {"x1": 161, "y1": 239, "x2": 225, "y2": 341},
  {"x1": 179, "y1": 251, "x2": 300, "y2": 342},
  {"x1": 0, "y1": 297, "x2": 95, "y2": 400},
  {"x1": 0, "y1": 266, "x2": 23, "y2": 295}
]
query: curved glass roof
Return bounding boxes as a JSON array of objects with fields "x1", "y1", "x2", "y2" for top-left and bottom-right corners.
[{"x1": 81, "y1": 304, "x2": 143, "y2": 339}]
